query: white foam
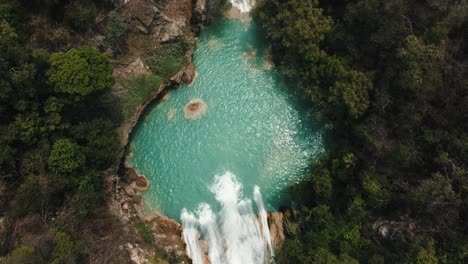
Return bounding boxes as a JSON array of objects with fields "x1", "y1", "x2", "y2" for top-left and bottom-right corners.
[
  {"x1": 229, "y1": 0, "x2": 256, "y2": 13},
  {"x1": 181, "y1": 171, "x2": 274, "y2": 264}
]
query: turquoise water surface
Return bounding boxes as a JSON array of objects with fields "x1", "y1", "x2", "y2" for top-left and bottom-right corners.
[{"x1": 129, "y1": 18, "x2": 323, "y2": 221}]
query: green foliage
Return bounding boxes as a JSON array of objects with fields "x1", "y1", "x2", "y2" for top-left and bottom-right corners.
[
  {"x1": 256, "y1": 0, "x2": 468, "y2": 262},
  {"x1": 70, "y1": 119, "x2": 120, "y2": 170},
  {"x1": 119, "y1": 74, "x2": 164, "y2": 120},
  {"x1": 147, "y1": 42, "x2": 188, "y2": 80},
  {"x1": 329, "y1": 70, "x2": 371, "y2": 119},
  {"x1": 362, "y1": 174, "x2": 390, "y2": 208},
  {"x1": 148, "y1": 249, "x2": 170, "y2": 264},
  {"x1": 107, "y1": 11, "x2": 128, "y2": 50},
  {"x1": 50, "y1": 229, "x2": 86, "y2": 264},
  {"x1": 398, "y1": 35, "x2": 443, "y2": 93},
  {"x1": 48, "y1": 139, "x2": 85, "y2": 175},
  {"x1": 0, "y1": 246, "x2": 37, "y2": 264},
  {"x1": 0, "y1": 2, "x2": 125, "y2": 262},
  {"x1": 410, "y1": 173, "x2": 460, "y2": 227},
  {"x1": 255, "y1": 1, "x2": 371, "y2": 123},
  {"x1": 134, "y1": 222, "x2": 155, "y2": 244},
  {"x1": 0, "y1": 19, "x2": 18, "y2": 48},
  {"x1": 11, "y1": 176, "x2": 45, "y2": 217},
  {"x1": 63, "y1": 1, "x2": 97, "y2": 32},
  {"x1": 48, "y1": 46, "x2": 114, "y2": 96}
]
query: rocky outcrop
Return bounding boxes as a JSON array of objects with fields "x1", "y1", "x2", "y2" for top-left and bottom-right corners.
[
  {"x1": 125, "y1": 168, "x2": 150, "y2": 191},
  {"x1": 193, "y1": 0, "x2": 207, "y2": 24},
  {"x1": 119, "y1": 0, "x2": 192, "y2": 42},
  {"x1": 372, "y1": 218, "x2": 417, "y2": 243},
  {"x1": 182, "y1": 63, "x2": 197, "y2": 85},
  {"x1": 108, "y1": 175, "x2": 189, "y2": 263},
  {"x1": 268, "y1": 212, "x2": 285, "y2": 250}
]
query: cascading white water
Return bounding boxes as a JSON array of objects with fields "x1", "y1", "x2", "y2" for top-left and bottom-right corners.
[
  {"x1": 254, "y1": 186, "x2": 275, "y2": 259},
  {"x1": 229, "y1": 0, "x2": 255, "y2": 13},
  {"x1": 181, "y1": 209, "x2": 205, "y2": 264},
  {"x1": 181, "y1": 172, "x2": 274, "y2": 264}
]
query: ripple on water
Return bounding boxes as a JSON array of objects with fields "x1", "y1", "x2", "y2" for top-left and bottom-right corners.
[{"x1": 129, "y1": 19, "x2": 324, "y2": 221}]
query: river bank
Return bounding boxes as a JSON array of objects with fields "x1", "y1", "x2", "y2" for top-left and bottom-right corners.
[{"x1": 103, "y1": 0, "x2": 204, "y2": 262}]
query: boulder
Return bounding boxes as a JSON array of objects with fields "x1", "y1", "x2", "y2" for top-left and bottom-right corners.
[
  {"x1": 182, "y1": 63, "x2": 197, "y2": 85},
  {"x1": 268, "y1": 212, "x2": 285, "y2": 250},
  {"x1": 156, "y1": 22, "x2": 183, "y2": 43},
  {"x1": 123, "y1": 184, "x2": 136, "y2": 197}
]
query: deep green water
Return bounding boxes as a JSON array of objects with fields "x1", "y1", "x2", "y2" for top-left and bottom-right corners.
[{"x1": 129, "y1": 18, "x2": 323, "y2": 221}]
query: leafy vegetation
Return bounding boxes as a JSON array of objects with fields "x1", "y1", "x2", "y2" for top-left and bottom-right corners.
[
  {"x1": 107, "y1": 11, "x2": 129, "y2": 51},
  {"x1": 134, "y1": 222, "x2": 155, "y2": 244},
  {"x1": 118, "y1": 75, "x2": 164, "y2": 120},
  {"x1": 48, "y1": 46, "x2": 114, "y2": 97},
  {"x1": 255, "y1": 0, "x2": 467, "y2": 262},
  {"x1": 0, "y1": 0, "x2": 121, "y2": 262},
  {"x1": 146, "y1": 42, "x2": 188, "y2": 80}
]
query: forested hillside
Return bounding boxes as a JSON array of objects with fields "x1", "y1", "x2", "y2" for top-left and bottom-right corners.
[
  {"x1": 0, "y1": 0, "x2": 135, "y2": 262},
  {"x1": 255, "y1": 0, "x2": 467, "y2": 263}
]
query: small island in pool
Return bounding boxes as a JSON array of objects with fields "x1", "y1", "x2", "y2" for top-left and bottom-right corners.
[{"x1": 184, "y1": 98, "x2": 208, "y2": 120}]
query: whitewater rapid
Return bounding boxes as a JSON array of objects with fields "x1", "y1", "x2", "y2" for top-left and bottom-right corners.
[
  {"x1": 181, "y1": 172, "x2": 274, "y2": 264},
  {"x1": 230, "y1": 0, "x2": 255, "y2": 13}
]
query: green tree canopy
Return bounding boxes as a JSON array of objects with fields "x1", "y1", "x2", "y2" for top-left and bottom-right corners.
[
  {"x1": 48, "y1": 139, "x2": 85, "y2": 175},
  {"x1": 47, "y1": 46, "x2": 114, "y2": 96}
]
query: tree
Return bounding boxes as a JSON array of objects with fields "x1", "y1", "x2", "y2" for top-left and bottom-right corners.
[
  {"x1": 398, "y1": 35, "x2": 443, "y2": 93},
  {"x1": 48, "y1": 139, "x2": 85, "y2": 175},
  {"x1": 0, "y1": 246, "x2": 37, "y2": 264},
  {"x1": 329, "y1": 69, "x2": 371, "y2": 119},
  {"x1": 47, "y1": 46, "x2": 114, "y2": 97},
  {"x1": 70, "y1": 119, "x2": 120, "y2": 170},
  {"x1": 107, "y1": 11, "x2": 128, "y2": 51},
  {"x1": 64, "y1": 1, "x2": 97, "y2": 32},
  {"x1": 11, "y1": 176, "x2": 44, "y2": 217}
]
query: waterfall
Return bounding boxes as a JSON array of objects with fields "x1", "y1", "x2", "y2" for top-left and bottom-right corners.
[
  {"x1": 181, "y1": 209, "x2": 205, "y2": 264},
  {"x1": 254, "y1": 186, "x2": 275, "y2": 259},
  {"x1": 229, "y1": 0, "x2": 256, "y2": 13},
  {"x1": 181, "y1": 172, "x2": 274, "y2": 264}
]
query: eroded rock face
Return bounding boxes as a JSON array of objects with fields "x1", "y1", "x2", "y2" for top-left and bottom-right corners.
[
  {"x1": 372, "y1": 219, "x2": 417, "y2": 243},
  {"x1": 268, "y1": 212, "x2": 286, "y2": 251},
  {"x1": 182, "y1": 63, "x2": 197, "y2": 85},
  {"x1": 193, "y1": 0, "x2": 207, "y2": 24}
]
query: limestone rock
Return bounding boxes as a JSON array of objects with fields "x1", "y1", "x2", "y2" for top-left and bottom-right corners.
[
  {"x1": 157, "y1": 22, "x2": 183, "y2": 43},
  {"x1": 372, "y1": 219, "x2": 417, "y2": 242},
  {"x1": 268, "y1": 212, "x2": 285, "y2": 250},
  {"x1": 182, "y1": 63, "x2": 197, "y2": 85},
  {"x1": 193, "y1": 0, "x2": 207, "y2": 24},
  {"x1": 123, "y1": 184, "x2": 136, "y2": 197},
  {"x1": 126, "y1": 243, "x2": 148, "y2": 264}
]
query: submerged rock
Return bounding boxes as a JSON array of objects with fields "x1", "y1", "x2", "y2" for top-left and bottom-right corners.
[
  {"x1": 167, "y1": 108, "x2": 177, "y2": 121},
  {"x1": 184, "y1": 98, "x2": 207, "y2": 120}
]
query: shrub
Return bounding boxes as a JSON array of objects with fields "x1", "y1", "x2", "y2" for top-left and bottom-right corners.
[
  {"x1": 0, "y1": 246, "x2": 37, "y2": 264},
  {"x1": 146, "y1": 42, "x2": 188, "y2": 80},
  {"x1": 64, "y1": 1, "x2": 97, "y2": 32},
  {"x1": 11, "y1": 176, "x2": 44, "y2": 217},
  {"x1": 107, "y1": 11, "x2": 128, "y2": 51},
  {"x1": 134, "y1": 222, "x2": 155, "y2": 244}
]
